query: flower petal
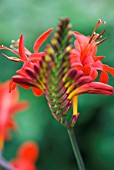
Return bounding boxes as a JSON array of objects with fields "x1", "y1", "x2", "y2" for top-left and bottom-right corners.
[
  {"x1": 94, "y1": 56, "x2": 105, "y2": 61},
  {"x1": 89, "y1": 67, "x2": 98, "y2": 80},
  {"x1": 103, "y1": 64, "x2": 114, "y2": 76},
  {"x1": 17, "y1": 142, "x2": 39, "y2": 162},
  {"x1": 9, "y1": 80, "x2": 16, "y2": 92},
  {"x1": 33, "y1": 28, "x2": 53, "y2": 53},
  {"x1": 99, "y1": 70, "x2": 109, "y2": 83},
  {"x1": 19, "y1": 35, "x2": 27, "y2": 61},
  {"x1": 0, "y1": 81, "x2": 28, "y2": 143},
  {"x1": 73, "y1": 31, "x2": 89, "y2": 52},
  {"x1": 32, "y1": 87, "x2": 43, "y2": 96},
  {"x1": 68, "y1": 82, "x2": 113, "y2": 99},
  {"x1": 12, "y1": 75, "x2": 34, "y2": 87},
  {"x1": 10, "y1": 102, "x2": 29, "y2": 115}
]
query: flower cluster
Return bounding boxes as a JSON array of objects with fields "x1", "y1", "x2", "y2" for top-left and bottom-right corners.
[
  {"x1": 0, "y1": 18, "x2": 114, "y2": 127},
  {"x1": 70, "y1": 19, "x2": 114, "y2": 83},
  {"x1": 0, "y1": 28, "x2": 53, "y2": 96}
]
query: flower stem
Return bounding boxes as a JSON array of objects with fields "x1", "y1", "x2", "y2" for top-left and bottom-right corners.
[
  {"x1": 0, "y1": 153, "x2": 15, "y2": 170},
  {"x1": 67, "y1": 128, "x2": 86, "y2": 170}
]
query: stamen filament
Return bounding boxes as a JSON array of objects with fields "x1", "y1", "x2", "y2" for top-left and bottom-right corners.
[
  {"x1": 0, "y1": 136, "x2": 4, "y2": 151},
  {"x1": 89, "y1": 19, "x2": 106, "y2": 44},
  {"x1": 73, "y1": 95, "x2": 78, "y2": 116}
]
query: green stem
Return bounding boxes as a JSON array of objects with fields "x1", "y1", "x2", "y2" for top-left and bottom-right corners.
[{"x1": 67, "y1": 128, "x2": 86, "y2": 170}]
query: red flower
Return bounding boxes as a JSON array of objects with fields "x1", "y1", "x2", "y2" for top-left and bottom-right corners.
[
  {"x1": 70, "y1": 19, "x2": 114, "y2": 83},
  {"x1": 10, "y1": 142, "x2": 39, "y2": 170},
  {"x1": 0, "y1": 28, "x2": 53, "y2": 96},
  {"x1": 0, "y1": 18, "x2": 113, "y2": 127},
  {"x1": 0, "y1": 81, "x2": 28, "y2": 151}
]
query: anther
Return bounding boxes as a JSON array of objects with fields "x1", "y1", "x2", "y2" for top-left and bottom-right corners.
[
  {"x1": 11, "y1": 40, "x2": 15, "y2": 43},
  {"x1": 10, "y1": 45, "x2": 14, "y2": 48}
]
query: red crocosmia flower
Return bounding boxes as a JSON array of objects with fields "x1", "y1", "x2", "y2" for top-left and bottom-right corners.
[
  {"x1": 0, "y1": 81, "x2": 28, "y2": 151},
  {"x1": 70, "y1": 19, "x2": 114, "y2": 83},
  {"x1": 0, "y1": 18, "x2": 113, "y2": 127},
  {"x1": 0, "y1": 28, "x2": 53, "y2": 96},
  {"x1": 10, "y1": 142, "x2": 39, "y2": 170}
]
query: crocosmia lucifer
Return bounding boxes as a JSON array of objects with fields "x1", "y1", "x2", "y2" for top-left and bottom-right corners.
[
  {"x1": 70, "y1": 19, "x2": 114, "y2": 83},
  {"x1": 0, "y1": 28, "x2": 53, "y2": 96},
  {"x1": 0, "y1": 18, "x2": 114, "y2": 127}
]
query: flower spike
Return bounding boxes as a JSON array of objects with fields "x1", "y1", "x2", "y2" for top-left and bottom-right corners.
[{"x1": 0, "y1": 18, "x2": 114, "y2": 127}]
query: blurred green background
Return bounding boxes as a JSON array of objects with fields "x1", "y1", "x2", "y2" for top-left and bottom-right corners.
[{"x1": 0, "y1": 0, "x2": 114, "y2": 169}]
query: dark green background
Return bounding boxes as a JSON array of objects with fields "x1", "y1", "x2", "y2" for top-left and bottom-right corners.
[{"x1": 0, "y1": 0, "x2": 114, "y2": 169}]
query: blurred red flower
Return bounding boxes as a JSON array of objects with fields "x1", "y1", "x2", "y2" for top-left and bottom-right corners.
[
  {"x1": 70, "y1": 19, "x2": 114, "y2": 83},
  {"x1": 10, "y1": 142, "x2": 39, "y2": 170},
  {"x1": 0, "y1": 81, "x2": 28, "y2": 150}
]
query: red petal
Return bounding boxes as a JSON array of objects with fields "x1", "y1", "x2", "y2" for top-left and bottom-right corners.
[
  {"x1": 0, "y1": 81, "x2": 29, "y2": 141},
  {"x1": 10, "y1": 159, "x2": 37, "y2": 170},
  {"x1": 19, "y1": 84, "x2": 30, "y2": 89},
  {"x1": 10, "y1": 101, "x2": 29, "y2": 115},
  {"x1": 83, "y1": 65, "x2": 91, "y2": 75},
  {"x1": 99, "y1": 71, "x2": 109, "y2": 83},
  {"x1": 17, "y1": 61, "x2": 32, "y2": 76},
  {"x1": 89, "y1": 67, "x2": 98, "y2": 80},
  {"x1": 103, "y1": 64, "x2": 114, "y2": 76},
  {"x1": 33, "y1": 28, "x2": 53, "y2": 53},
  {"x1": 19, "y1": 35, "x2": 27, "y2": 61},
  {"x1": 29, "y1": 53, "x2": 41, "y2": 60},
  {"x1": 93, "y1": 60, "x2": 103, "y2": 70},
  {"x1": 83, "y1": 65, "x2": 98, "y2": 80},
  {"x1": 32, "y1": 87, "x2": 43, "y2": 96},
  {"x1": 29, "y1": 53, "x2": 41, "y2": 64},
  {"x1": 71, "y1": 82, "x2": 113, "y2": 96},
  {"x1": 70, "y1": 49, "x2": 82, "y2": 69},
  {"x1": 12, "y1": 75, "x2": 34, "y2": 87},
  {"x1": 73, "y1": 31, "x2": 90, "y2": 53},
  {"x1": 9, "y1": 80, "x2": 16, "y2": 92},
  {"x1": 7, "y1": 120, "x2": 16, "y2": 130},
  {"x1": 94, "y1": 56, "x2": 105, "y2": 61},
  {"x1": 17, "y1": 142, "x2": 39, "y2": 162}
]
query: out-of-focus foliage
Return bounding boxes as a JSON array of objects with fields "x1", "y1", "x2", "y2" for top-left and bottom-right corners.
[{"x1": 0, "y1": 0, "x2": 114, "y2": 170}]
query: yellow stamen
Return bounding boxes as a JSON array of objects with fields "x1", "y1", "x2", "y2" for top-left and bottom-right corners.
[
  {"x1": 51, "y1": 38, "x2": 58, "y2": 45},
  {"x1": 73, "y1": 95, "x2": 78, "y2": 116},
  {"x1": 0, "y1": 136, "x2": 4, "y2": 151}
]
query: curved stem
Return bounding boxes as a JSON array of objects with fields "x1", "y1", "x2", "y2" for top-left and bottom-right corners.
[
  {"x1": 67, "y1": 128, "x2": 86, "y2": 170},
  {"x1": 0, "y1": 154, "x2": 15, "y2": 170}
]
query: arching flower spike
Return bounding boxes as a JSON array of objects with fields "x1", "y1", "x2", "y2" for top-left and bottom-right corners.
[{"x1": 0, "y1": 18, "x2": 113, "y2": 128}]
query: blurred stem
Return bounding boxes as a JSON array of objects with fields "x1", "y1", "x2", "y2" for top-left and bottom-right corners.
[
  {"x1": 0, "y1": 154, "x2": 15, "y2": 170},
  {"x1": 67, "y1": 128, "x2": 86, "y2": 170}
]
